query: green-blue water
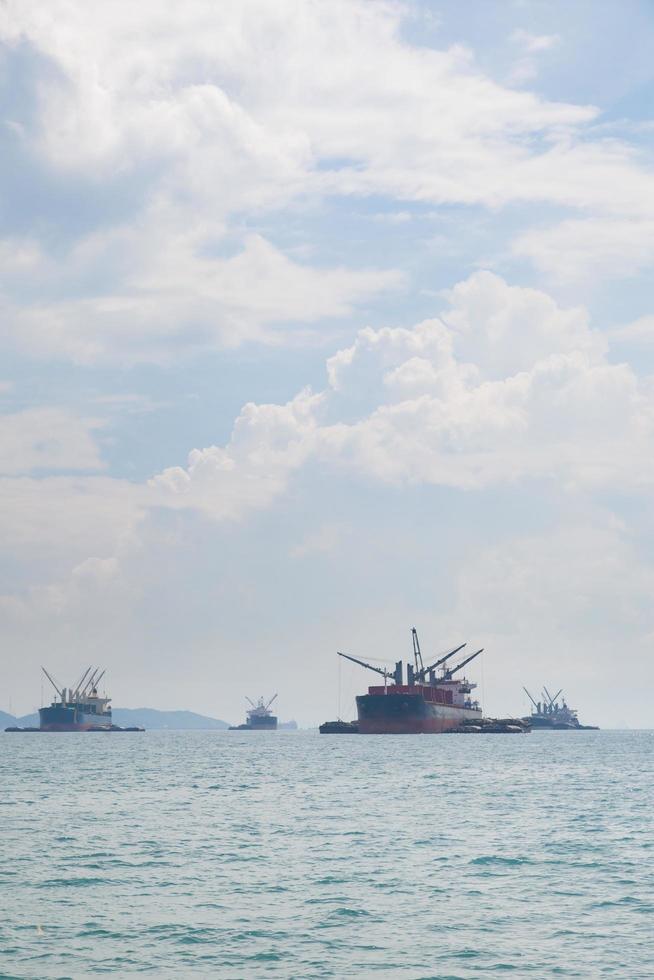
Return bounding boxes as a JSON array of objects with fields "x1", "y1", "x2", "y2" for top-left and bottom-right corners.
[{"x1": 1, "y1": 730, "x2": 652, "y2": 978}]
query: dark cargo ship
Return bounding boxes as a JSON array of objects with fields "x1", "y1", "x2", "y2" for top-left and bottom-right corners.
[
  {"x1": 5, "y1": 667, "x2": 144, "y2": 732},
  {"x1": 229, "y1": 695, "x2": 278, "y2": 730},
  {"x1": 339, "y1": 629, "x2": 484, "y2": 734},
  {"x1": 523, "y1": 687, "x2": 599, "y2": 730}
]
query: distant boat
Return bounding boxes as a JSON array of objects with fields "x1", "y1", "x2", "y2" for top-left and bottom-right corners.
[
  {"x1": 229, "y1": 695, "x2": 278, "y2": 730},
  {"x1": 5, "y1": 667, "x2": 144, "y2": 732},
  {"x1": 522, "y1": 686, "x2": 599, "y2": 730}
]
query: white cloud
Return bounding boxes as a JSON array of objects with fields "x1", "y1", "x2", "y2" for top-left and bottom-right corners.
[
  {"x1": 151, "y1": 387, "x2": 323, "y2": 519},
  {"x1": 512, "y1": 218, "x2": 654, "y2": 283},
  {"x1": 151, "y1": 271, "x2": 654, "y2": 518},
  {"x1": 608, "y1": 314, "x2": 654, "y2": 350},
  {"x1": 0, "y1": 408, "x2": 105, "y2": 474},
  {"x1": 508, "y1": 29, "x2": 560, "y2": 85},
  {"x1": 5, "y1": 271, "x2": 648, "y2": 566},
  {"x1": 510, "y1": 30, "x2": 560, "y2": 54},
  {"x1": 3, "y1": 229, "x2": 401, "y2": 364},
  {"x1": 1, "y1": 0, "x2": 653, "y2": 364},
  {"x1": 0, "y1": 475, "x2": 147, "y2": 561}
]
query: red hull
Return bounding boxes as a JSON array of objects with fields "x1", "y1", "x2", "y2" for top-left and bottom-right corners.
[{"x1": 356, "y1": 691, "x2": 482, "y2": 734}]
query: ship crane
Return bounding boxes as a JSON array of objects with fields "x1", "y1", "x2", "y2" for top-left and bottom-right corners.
[
  {"x1": 440, "y1": 648, "x2": 484, "y2": 680},
  {"x1": 523, "y1": 687, "x2": 539, "y2": 711},
  {"x1": 543, "y1": 686, "x2": 563, "y2": 710},
  {"x1": 415, "y1": 643, "x2": 467, "y2": 683},
  {"x1": 412, "y1": 628, "x2": 425, "y2": 675},
  {"x1": 41, "y1": 667, "x2": 64, "y2": 701},
  {"x1": 337, "y1": 651, "x2": 394, "y2": 682},
  {"x1": 72, "y1": 667, "x2": 93, "y2": 701}
]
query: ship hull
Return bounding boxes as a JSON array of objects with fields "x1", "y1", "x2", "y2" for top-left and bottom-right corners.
[
  {"x1": 38, "y1": 705, "x2": 112, "y2": 732},
  {"x1": 229, "y1": 715, "x2": 277, "y2": 730},
  {"x1": 356, "y1": 693, "x2": 482, "y2": 734}
]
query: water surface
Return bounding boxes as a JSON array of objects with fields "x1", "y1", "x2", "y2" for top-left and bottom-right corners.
[{"x1": 1, "y1": 730, "x2": 652, "y2": 977}]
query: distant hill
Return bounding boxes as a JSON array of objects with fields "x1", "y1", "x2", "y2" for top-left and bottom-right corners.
[
  {"x1": 112, "y1": 708, "x2": 229, "y2": 730},
  {"x1": 17, "y1": 713, "x2": 39, "y2": 727},
  {"x1": 2, "y1": 708, "x2": 230, "y2": 730}
]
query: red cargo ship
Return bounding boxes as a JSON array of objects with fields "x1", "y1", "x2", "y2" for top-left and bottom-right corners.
[{"x1": 339, "y1": 629, "x2": 484, "y2": 734}]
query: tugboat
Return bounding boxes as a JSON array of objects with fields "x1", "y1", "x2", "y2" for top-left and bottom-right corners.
[
  {"x1": 522, "y1": 687, "x2": 599, "y2": 730},
  {"x1": 229, "y1": 695, "x2": 278, "y2": 730},
  {"x1": 4, "y1": 667, "x2": 144, "y2": 732},
  {"x1": 337, "y1": 628, "x2": 485, "y2": 734}
]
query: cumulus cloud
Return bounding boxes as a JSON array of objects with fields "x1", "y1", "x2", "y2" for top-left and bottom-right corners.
[
  {"x1": 151, "y1": 387, "x2": 322, "y2": 519},
  {"x1": 152, "y1": 271, "x2": 654, "y2": 517},
  {"x1": 6, "y1": 271, "x2": 650, "y2": 566}
]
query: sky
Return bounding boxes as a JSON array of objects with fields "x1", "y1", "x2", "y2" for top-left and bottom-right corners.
[{"x1": 1, "y1": 0, "x2": 653, "y2": 727}]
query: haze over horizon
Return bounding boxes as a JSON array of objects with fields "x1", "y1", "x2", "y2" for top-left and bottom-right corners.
[{"x1": 1, "y1": 1, "x2": 654, "y2": 728}]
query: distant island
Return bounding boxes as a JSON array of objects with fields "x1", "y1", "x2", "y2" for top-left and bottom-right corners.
[{"x1": 1, "y1": 707, "x2": 299, "y2": 731}]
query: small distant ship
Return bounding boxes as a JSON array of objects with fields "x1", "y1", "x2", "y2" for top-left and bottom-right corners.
[
  {"x1": 5, "y1": 667, "x2": 144, "y2": 732},
  {"x1": 522, "y1": 686, "x2": 599, "y2": 730},
  {"x1": 337, "y1": 628, "x2": 485, "y2": 734},
  {"x1": 229, "y1": 695, "x2": 278, "y2": 731}
]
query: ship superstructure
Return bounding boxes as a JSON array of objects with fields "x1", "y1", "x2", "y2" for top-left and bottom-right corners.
[
  {"x1": 38, "y1": 666, "x2": 112, "y2": 731},
  {"x1": 522, "y1": 687, "x2": 599, "y2": 730},
  {"x1": 229, "y1": 695, "x2": 278, "y2": 730},
  {"x1": 339, "y1": 628, "x2": 484, "y2": 734}
]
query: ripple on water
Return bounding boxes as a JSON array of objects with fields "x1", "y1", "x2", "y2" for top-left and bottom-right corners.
[{"x1": 1, "y1": 730, "x2": 652, "y2": 978}]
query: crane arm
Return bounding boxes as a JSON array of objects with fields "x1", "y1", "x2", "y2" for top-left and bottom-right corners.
[
  {"x1": 41, "y1": 667, "x2": 63, "y2": 700},
  {"x1": 411, "y1": 628, "x2": 424, "y2": 673},
  {"x1": 418, "y1": 643, "x2": 467, "y2": 681},
  {"x1": 80, "y1": 668, "x2": 100, "y2": 698},
  {"x1": 337, "y1": 651, "x2": 391, "y2": 680},
  {"x1": 442, "y1": 648, "x2": 484, "y2": 679},
  {"x1": 73, "y1": 667, "x2": 93, "y2": 699},
  {"x1": 91, "y1": 669, "x2": 106, "y2": 693},
  {"x1": 523, "y1": 687, "x2": 539, "y2": 709}
]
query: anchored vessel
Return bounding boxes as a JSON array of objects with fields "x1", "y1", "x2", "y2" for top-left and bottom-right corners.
[
  {"x1": 229, "y1": 695, "x2": 278, "y2": 730},
  {"x1": 5, "y1": 667, "x2": 144, "y2": 732},
  {"x1": 339, "y1": 629, "x2": 484, "y2": 734},
  {"x1": 522, "y1": 687, "x2": 599, "y2": 730}
]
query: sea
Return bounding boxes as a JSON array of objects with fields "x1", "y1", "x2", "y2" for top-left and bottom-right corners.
[{"x1": 0, "y1": 730, "x2": 652, "y2": 979}]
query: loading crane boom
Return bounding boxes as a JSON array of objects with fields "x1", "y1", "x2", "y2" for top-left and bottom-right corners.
[
  {"x1": 91, "y1": 669, "x2": 106, "y2": 693},
  {"x1": 523, "y1": 687, "x2": 540, "y2": 710},
  {"x1": 73, "y1": 667, "x2": 93, "y2": 699},
  {"x1": 412, "y1": 628, "x2": 424, "y2": 674},
  {"x1": 80, "y1": 668, "x2": 100, "y2": 699},
  {"x1": 416, "y1": 642, "x2": 467, "y2": 682},
  {"x1": 543, "y1": 686, "x2": 563, "y2": 708},
  {"x1": 441, "y1": 648, "x2": 483, "y2": 680},
  {"x1": 337, "y1": 651, "x2": 393, "y2": 680},
  {"x1": 41, "y1": 667, "x2": 63, "y2": 701}
]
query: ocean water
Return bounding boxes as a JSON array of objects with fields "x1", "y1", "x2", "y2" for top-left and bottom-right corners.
[{"x1": 0, "y1": 730, "x2": 652, "y2": 979}]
